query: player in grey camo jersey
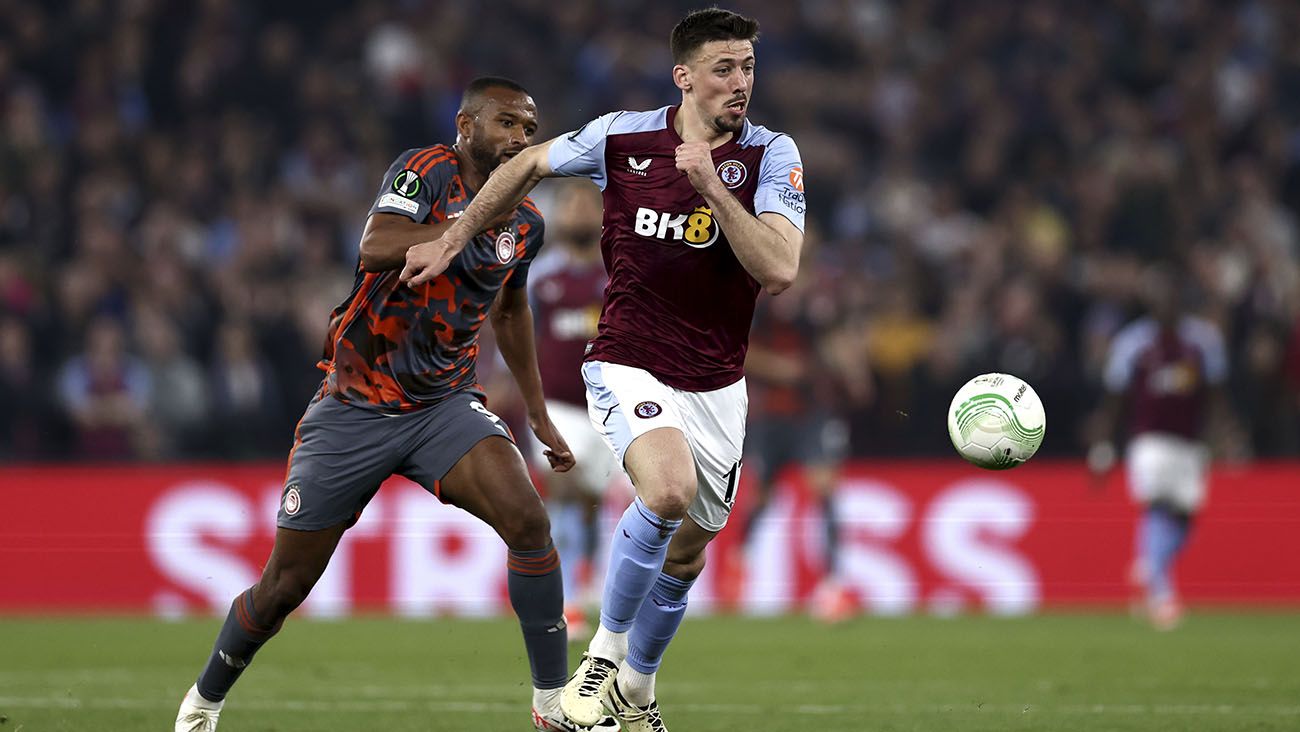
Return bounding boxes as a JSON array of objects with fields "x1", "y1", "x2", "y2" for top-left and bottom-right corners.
[{"x1": 175, "y1": 77, "x2": 616, "y2": 732}]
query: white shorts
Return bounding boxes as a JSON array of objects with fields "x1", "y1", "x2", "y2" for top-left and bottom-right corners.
[
  {"x1": 527, "y1": 399, "x2": 620, "y2": 495},
  {"x1": 1126, "y1": 432, "x2": 1209, "y2": 512},
  {"x1": 582, "y1": 361, "x2": 747, "y2": 532}
]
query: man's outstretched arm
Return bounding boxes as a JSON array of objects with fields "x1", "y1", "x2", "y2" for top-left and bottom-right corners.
[{"x1": 400, "y1": 140, "x2": 557, "y2": 287}]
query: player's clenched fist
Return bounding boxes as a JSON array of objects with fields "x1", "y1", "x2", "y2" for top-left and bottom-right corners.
[
  {"x1": 401, "y1": 236, "x2": 462, "y2": 288},
  {"x1": 675, "y1": 141, "x2": 720, "y2": 194}
]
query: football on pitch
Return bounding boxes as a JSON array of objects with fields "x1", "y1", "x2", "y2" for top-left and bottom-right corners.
[{"x1": 947, "y1": 373, "x2": 1046, "y2": 470}]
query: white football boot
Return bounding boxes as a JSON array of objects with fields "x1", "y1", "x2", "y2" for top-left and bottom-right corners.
[
  {"x1": 604, "y1": 679, "x2": 666, "y2": 732},
  {"x1": 560, "y1": 653, "x2": 620, "y2": 726},
  {"x1": 174, "y1": 684, "x2": 222, "y2": 732},
  {"x1": 532, "y1": 705, "x2": 622, "y2": 731}
]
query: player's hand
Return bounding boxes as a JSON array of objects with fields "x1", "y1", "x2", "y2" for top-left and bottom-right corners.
[
  {"x1": 529, "y1": 411, "x2": 576, "y2": 473},
  {"x1": 676, "y1": 141, "x2": 721, "y2": 194},
  {"x1": 400, "y1": 235, "x2": 464, "y2": 288}
]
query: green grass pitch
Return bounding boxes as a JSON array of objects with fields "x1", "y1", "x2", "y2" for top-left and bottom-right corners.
[{"x1": 1, "y1": 612, "x2": 1297, "y2": 731}]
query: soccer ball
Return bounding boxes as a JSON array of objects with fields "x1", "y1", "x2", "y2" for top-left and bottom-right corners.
[{"x1": 947, "y1": 373, "x2": 1046, "y2": 470}]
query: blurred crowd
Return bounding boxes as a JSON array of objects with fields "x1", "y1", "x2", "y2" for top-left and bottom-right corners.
[{"x1": 2, "y1": 0, "x2": 1300, "y2": 461}]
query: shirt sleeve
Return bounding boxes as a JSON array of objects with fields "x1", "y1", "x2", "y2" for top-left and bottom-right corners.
[
  {"x1": 754, "y1": 134, "x2": 806, "y2": 232},
  {"x1": 1103, "y1": 322, "x2": 1148, "y2": 393},
  {"x1": 547, "y1": 112, "x2": 623, "y2": 189},
  {"x1": 368, "y1": 148, "x2": 441, "y2": 222}
]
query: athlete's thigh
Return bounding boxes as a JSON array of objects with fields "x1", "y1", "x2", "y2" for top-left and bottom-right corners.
[
  {"x1": 1125, "y1": 434, "x2": 1158, "y2": 505},
  {"x1": 623, "y1": 426, "x2": 696, "y2": 496},
  {"x1": 582, "y1": 360, "x2": 695, "y2": 493},
  {"x1": 279, "y1": 393, "x2": 407, "y2": 531},
  {"x1": 435, "y1": 435, "x2": 544, "y2": 532},
  {"x1": 397, "y1": 391, "x2": 539, "y2": 527},
  {"x1": 675, "y1": 377, "x2": 748, "y2": 533},
  {"x1": 1126, "y1": 433, "x2": 1191, "y2": 507},
  {"x1": 1170, "y1": 439, "x2": 1210, "y2": 512}
]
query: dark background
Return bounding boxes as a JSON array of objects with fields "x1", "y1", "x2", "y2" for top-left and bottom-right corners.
[{"x1": 2, "y1": 0, "x2": 1298, "y2": 462}]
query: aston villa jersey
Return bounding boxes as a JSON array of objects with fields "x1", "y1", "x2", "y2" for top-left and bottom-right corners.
[
  {"x1": 1103, "y1": 316, "x2": 1228, "y2": 439},
  {"x1": 547, "y1": 106, "x2": 805, "y2": 391}
]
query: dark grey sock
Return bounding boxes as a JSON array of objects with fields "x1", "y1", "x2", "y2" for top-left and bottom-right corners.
[
  {"x1": 195, "y1": 588, "x2": 282, "y2": 702},
  {"x1": 823, "y1": 496, "x2": 840, "y2": 575},
  {"x1": 507, "y1": 543, "x2": 567, "y2": 689}
]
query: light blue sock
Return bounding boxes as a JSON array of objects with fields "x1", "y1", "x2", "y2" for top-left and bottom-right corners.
[
  {"x1": 1141, "y1": 508, "x2": 1169, "y2": 599},
  {"x1": 626, "y1": 572, "x2": 694, "y2": 674},
  {"x1": 1154, "y1": 509, "x2": 1190, "y2": 601},
  {"x1": 1135, "y1": 510, "x2": 1150, "y2": 571},
  {"x1": 1143, "y1": 506, "x2": 1190, "y2": 601},
  {"x1": 548, "y1": 501, "x2": 586, "y2": 600},
  {"x1": 599, "y1": 498, "x2": 682, "y2": 632}
]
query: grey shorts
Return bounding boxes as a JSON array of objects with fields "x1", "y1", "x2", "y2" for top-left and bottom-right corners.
[{"x1": 277, "y1": 389, "x2": 514, "y2": 531}]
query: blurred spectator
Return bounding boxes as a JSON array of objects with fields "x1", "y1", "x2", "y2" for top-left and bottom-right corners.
[
  {"x1": 134, "y1": 303, "x2": 210, "y2": 459},
  {"x1": 55, "y1": 315, "x2": 151, "y2": 460},
  {"x1": 209, "y1": 321, "x2": 283, "y2": 458},
  {"x1": 0, "y1": 314, "x2": 61, "y2": 458},
  {"x1": 1238, "y1": 320, "x2": 1298, "y2": 455},
  {"x1": 1287, "y1": 317, "x2": 1300, "y2": 442},
  {"x1": 856, "y1": 280, "x2": 937, "y2": 455}
]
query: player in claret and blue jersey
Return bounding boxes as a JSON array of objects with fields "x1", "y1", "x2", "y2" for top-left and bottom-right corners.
[
  {"x1": 1091, "y1": 265, "x2": 1233, "y2": 630},
  {"x1": 402, "y1": 10, "x2": 806, "y2": 731}
]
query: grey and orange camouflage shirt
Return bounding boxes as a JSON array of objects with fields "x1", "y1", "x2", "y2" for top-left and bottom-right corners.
[{"x1": 320, "y1": 144, "x2": 544, "y2": 412}]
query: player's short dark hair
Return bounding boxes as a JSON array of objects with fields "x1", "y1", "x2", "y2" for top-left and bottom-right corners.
[
  {"x1": 459, "y1": 76, "x2": 531, "y2": 116},
  {"x1": 670, "y1": 8, "x2": 760, "y2": 64}
]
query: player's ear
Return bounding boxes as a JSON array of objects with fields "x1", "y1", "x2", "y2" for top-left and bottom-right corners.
[
  {"x1": 673, "y1": 64, "x2": 692, "y2": 92},
  {"x1": 455, "y1": 110, "x2": 474, "y2": 140}
]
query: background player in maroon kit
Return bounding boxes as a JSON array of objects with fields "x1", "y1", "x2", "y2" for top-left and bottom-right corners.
[
  {"x1": 525, "y1": 179, "x2": 619, "y2": 639},
  {"x1": 738, "y1": 238, "x2": 851, "y2": 622},
  {"x1": 175, "y1": 78, "x2": 617, "y2": 732},
  {"x1": 1090, "y1": 264, "x2": 1234, "y2": 630},
  {"x1": 401, "y1": 10, "x2": 806, "y2": 731}
]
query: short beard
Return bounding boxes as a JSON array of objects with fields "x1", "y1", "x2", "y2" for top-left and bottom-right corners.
[
  {"x1": 468, "y1": 137, "x2": 501, "y2": 175},
  {"x1": 711, "y1": 114, "x2": 744, "y2": 134}
]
